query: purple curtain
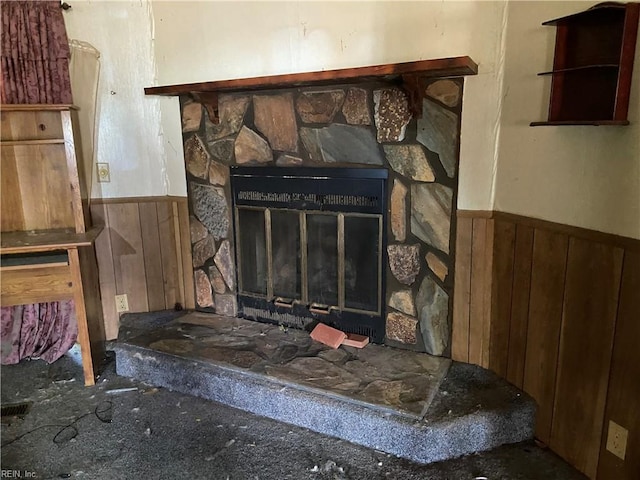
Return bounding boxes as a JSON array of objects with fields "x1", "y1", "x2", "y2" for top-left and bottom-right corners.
[
  {"x1": 1, "y1": 0, "x2": 72, "y2": 104},
  {"x1": 0, "y1": 1, "x2": 77, "y2": 364},
  {"x1": 1, "y1": 301, "x2": 78, "y2": 364}
]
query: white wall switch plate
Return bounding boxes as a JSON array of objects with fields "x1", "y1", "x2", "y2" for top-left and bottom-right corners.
[{"x1": 97, "y1": 163, "x2": 111, "y2": 183}]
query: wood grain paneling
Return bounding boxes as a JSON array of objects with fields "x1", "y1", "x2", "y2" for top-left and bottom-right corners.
[
  {"x1": 550, "y1": 237, "x2": 623, "y2": 478},
  {"x1": 452, "y1": 216, "x2": 473, "y2": 362},
  {"x1": 468, "y1": 218, "x2": 492, "y2": 366},
  {"x1": 90, "y1": 204, "x2": 118, "y2": 340},
  {"x1": 139, "y1": 202, "x2": 166, "y2": 311},
  {"x1": 157, "y1": 202, "x2": 180, "y2": 309},
  {"x1": 506, "y1": 224, "x2": 534, "y2": 388},
  {"x1": 488, "y1": 220, "x2": 516, "y2": 378},
  {"x1": 454, "y1": 209, "x2": 640, "y2": 479},
  {"x1": 107, "y1": 202, "x2": 148, "y2": 313},
  {"x1": 91, "y1": 197, "x2": 194, "y2": 339},
  {"x1": 523, "y1": 229, "x2": 569, "y2": 444},
  {"x1": 177, "y1": 201, "x2": 195, "y2": 310},
  {"x1": 598, "y1": 251, "x2": 640, "y2": 480}
]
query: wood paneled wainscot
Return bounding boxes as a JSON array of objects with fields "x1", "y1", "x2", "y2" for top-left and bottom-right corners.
[
  {"x1": 90, "y1": 197, "x2": 194, "y2": 340},
  {"x1": 453, "y1": 210, "x2": 640, "y2": 479}
]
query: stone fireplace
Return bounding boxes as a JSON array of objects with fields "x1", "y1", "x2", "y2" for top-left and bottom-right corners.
[{"x1": 162, "y1": 59, "x2": 475, "y2": 357}]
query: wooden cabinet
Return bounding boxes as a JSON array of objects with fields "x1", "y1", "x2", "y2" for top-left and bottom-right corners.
[
  {"x1": 0, "y1": 104, "x2": 105, "y2": 386},
  {"x1": 531, "y1": 2, "x2": 640, "y2": 126}
]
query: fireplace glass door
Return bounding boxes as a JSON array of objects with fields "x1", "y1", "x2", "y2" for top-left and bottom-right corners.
[
  {"x1": 236, "y1": 207, "x2": 381, "y2": 316},
  {"x1": 231, "y1": 166, "x2": 387, "y2": 342}
]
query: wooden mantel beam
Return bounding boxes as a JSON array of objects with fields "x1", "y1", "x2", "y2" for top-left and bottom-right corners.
[{"x1": 145, "y1": 56, "x2": 477, "y2": 123}]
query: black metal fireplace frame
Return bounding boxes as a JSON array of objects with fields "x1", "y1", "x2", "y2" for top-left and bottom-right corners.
[{"x1": 230, "y1": 166, "x2": 388, "y2": 343}]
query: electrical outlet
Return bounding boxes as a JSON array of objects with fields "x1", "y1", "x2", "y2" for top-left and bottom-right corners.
[
  {"x1": 97, "y1": 163, "x2": 110, "y2": 183},
  {"x1": 115, "y1": 294, "x2": 129, "y2": 313},
  {"x1": 606, "y1": 420, "x2": 628, "y2": 460}
]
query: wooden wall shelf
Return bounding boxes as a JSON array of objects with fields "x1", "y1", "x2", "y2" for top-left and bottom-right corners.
[
  {"x1": 145, "y1": 56, "x2": 478, "y2": 122},
  {"x1": 531, "y1": 2, "x2": 639, "y2": 126}
]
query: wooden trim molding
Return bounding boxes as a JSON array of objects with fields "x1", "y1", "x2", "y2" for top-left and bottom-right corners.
[
  {"x1": 145, "y1": 57, "x2": 478, "y2": 122},
  {"x1": 457, "y1": 210, "x2": 640, "y2": 251},
  {"x1": 144, "y1": 57, "x2": 478, "y2": 97}
]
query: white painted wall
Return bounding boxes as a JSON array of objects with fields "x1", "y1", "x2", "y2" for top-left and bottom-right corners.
[
  {"x1": 495, "y1": 1, "x2": 640, "y2": 239},
  {"x1": 64, "y1": 0, "x2": 167, "y2": 198},
  {"x1": 152, "y1": 0, "x2": 509, "y2": 207},
  {"x1": 63, "y1": 1, "x2": 639, "y2": 239}
]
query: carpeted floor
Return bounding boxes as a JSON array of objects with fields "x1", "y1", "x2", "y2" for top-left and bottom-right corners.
[{"x1": 1, "y1": 344, "x2": 586, "y2": 480}]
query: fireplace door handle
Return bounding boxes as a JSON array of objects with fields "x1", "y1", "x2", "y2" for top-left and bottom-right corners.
[
  {"x1": 274, "y1": 297, "x2": 294, "y2": 309},
  {"x1": 309, "y1": 303, "x2": 331, "y2": 315}
]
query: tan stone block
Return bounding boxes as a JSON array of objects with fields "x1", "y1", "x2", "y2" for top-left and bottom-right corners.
[
  {"x1": 388, "y1": 289, "x2": 416, "y2": 316},
  {"x1": 391, "y1": 179, "x2": 407, "y2": 242},
  {"x1": 234, "y1": 126, "x2": 272, "y2": 164},
  {"x1": 182, "y1": 102, "x2": 203, "y2": 132},
  {"x1": 253, "y1": 93, "x2": 298, "y2": 152},
  {"x1": 426, "y1": 252, "x2": 448, "y2": 282},
  {"x1": 184, "y1": 135, "x2": 210, "y2": 179},
  {"x1": 209, "y1": 161, "x2": 228, "y2": 186},
  {"x1": 425, "y1": 79, "x2": 461, "y2": 108}
]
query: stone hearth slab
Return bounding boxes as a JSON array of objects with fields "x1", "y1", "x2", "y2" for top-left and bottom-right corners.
[
  {"x1": 118, "y1": 312, "x2": 449, "y2": 418},
  {"x1": 113, "y1": 311, "x2": 535, "y2": 465}
]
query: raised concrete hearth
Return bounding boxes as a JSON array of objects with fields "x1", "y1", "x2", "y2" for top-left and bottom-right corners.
[{"x1": 113, "y1": 311, "x2": 535, "y2": 465}]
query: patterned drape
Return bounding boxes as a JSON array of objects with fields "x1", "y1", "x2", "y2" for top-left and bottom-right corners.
[
  {"x1": 0, "y1": 0, "x2": 77, "y2": 364},
  {"x1": 0, "y1": 0, "x2": 72, "y2": 104},
  {"x1": 1, "y1": 302, "x2": 77, "y2": 364}
]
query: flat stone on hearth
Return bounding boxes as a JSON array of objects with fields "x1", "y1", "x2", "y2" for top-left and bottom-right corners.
[
  {"x1": 253, "y1": 93, "x2": 298, "y2": 152},
  {"x1": 417, "y1": 98, "x2": 459, "y2": 178},
  {"x1": 342, "y1": 87, "x2": 371, "y2": 125},
  {"x1": 388, "y1": 244, "x2": 421, "y2": 285},
  {"x1": 190, "y1": 183, "x2": 229, "y2": 240},
  {"x1": 384, "y1": 145, "x2": 435, "y2": 182},
  {"x1": 416, "y1": 275, "x2": 449, "y2": 356},
  {"x1": 296, "y1": 90, "x2": 345, "y2": 124},
  {"x1": 374, "y1": 88, "x2": 412, "y2": 142},
  {"x1": 184, "y1": 135, "x2": 210, "y2": 179},
  {"x1": 411, "y1": 183, "x2": 452, "y2": 254}
]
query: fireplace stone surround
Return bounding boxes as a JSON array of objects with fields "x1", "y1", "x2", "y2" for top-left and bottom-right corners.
[{"x1": 147, "y1": 58, "x2": 477, "y2": 357}]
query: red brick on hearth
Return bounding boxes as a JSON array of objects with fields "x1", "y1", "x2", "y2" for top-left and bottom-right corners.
[
  {"x1": 341, "y1": 333, "x2": 370, "y2": 349},
  {"x1": 310, "y1": 323, "x2": 347, "y2": 349}
]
